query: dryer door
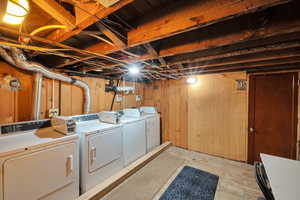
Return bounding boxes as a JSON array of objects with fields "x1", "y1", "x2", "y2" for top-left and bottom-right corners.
[
  {"x1": 88, "y1": 127, "x2": 122, "y2": 173},
  {"x1": 3, "y1": 143, "x2": 76, "y2": 200}
]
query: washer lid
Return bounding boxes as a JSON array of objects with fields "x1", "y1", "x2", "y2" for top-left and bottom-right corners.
[{"x1": 76, "y1": 120, "x2": 121, "y2": 135}]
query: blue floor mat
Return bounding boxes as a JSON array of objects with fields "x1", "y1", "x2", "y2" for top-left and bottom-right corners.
[{"x1": 159, "y1": 166, "x2": 219, "y2": 200}]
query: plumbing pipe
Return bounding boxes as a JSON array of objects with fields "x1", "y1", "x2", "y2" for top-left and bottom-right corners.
[
  {"x1": 33, "y1": 73, "x2": 43, "y2": 120},
  {"x1": 30, "y1": 25, "x2": 67, "y2": 36},
  {"x1": 0, "y1": 46, "x2": 91, "y2": 114}
]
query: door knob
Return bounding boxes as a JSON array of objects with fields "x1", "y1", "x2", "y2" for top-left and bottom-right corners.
[{"x1": 249, "y1": 127, "x2": 255, "y2": 133}]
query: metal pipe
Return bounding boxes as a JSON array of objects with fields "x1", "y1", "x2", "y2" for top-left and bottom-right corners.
[
  {"x1": 0, "y1": 46, "x2": 91, "y2": 114},
  {"x1": 33, "y1": 73, "x2": 43, "y2": 120}
]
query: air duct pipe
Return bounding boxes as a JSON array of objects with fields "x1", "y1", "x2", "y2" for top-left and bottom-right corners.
[
  {"x1": 33, "y1": 73, "x2": 43, "y2": 120},
  {"x1": 0, "y1": 47, "x2": 91, "y2": 116}
]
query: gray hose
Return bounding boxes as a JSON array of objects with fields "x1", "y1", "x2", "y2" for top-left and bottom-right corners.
[{"x1": 0, "y1": 47, "x2": 91, "y2": 114}]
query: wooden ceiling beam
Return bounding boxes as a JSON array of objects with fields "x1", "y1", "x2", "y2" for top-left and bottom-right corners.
[
  {"x1": 165, "y1": 41, "x2": 300, "y2": 67},
  {"x1": 176, "y1": 62, "x2": 300, "y2": 76},
  {"x1": 159, "y1": 19, "x2": 300, "y2": 58},
  {"x1": 32, "y1": 0, "x2": 76, "y2": 28},
  {"x1": 164, "y1": 56, "x2": 300, "y2": 74},
  {"x1": 95, "y1": 22, "x2": 126, "y2": 48},
  {"x1": 144, "y1": 43, "x2": 168, "y2": 67},
  {"x1": 86, "y1": 16, "x2": 300, "y2": 66},
  {"x1": 55, "y1": 56, "x2": 97, "y2": 68},
  {"x1": 46, "y1": 0, "x2": 135, "y2": 42},
  {"x1": 128, "y1": 0, "x2": 290, "y2": 46}
]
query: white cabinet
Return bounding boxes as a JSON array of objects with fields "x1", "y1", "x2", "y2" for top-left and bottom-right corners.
[{"x1": 146, "y1": 115, "x2": 161, "y2": 152}]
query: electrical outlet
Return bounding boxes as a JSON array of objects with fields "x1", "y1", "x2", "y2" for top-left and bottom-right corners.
[
  {"x1": 136, "y1": 95, "x2": 142, "y2": 102},
  {"x1": 115, "y1": 95, "x2": 122, "y2": 102},
  {"x1": 49, "y1": 108, "x2": 59, "y2": 118}
]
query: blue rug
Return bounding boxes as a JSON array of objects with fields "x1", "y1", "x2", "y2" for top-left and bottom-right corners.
[{"x1": 159, "y1": 166, "x2": 219, "y2": 200}]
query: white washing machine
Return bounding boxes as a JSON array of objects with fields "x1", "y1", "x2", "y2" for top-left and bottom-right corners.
[
  {"x1": 139, "y1": 106, "x2": 161, "y2": 152},
  {"x1": 73, "y1": 114, "x2": 124, "y2": 193},
  {"x1": 0, "y1": 119, "x2": 79, "y2": 200},
  {"x1": 121, "y1": 109, "x2": 146, "y2": 166}
]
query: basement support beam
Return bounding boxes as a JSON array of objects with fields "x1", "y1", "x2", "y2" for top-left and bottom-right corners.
[
  {"x1": 165, "y1": 57, "x2": 300, "y2": 74},
  {"x1": 162, "y1": 48, "x2": 300, "y2": 71},
  {"x1": 128, "y1": 0, "x2": 291, "y2": 46},
  {"x1": 144, "y1": 43, "x2": 168, "y2": 67},
  {"x1": 55, "y1": 56, "x2": 97, "y2": 68},
  {"x1": 32, "y1": 0, "x2": 76, "y2": 28},
  {"x1": 86, "y1": 16, "x2": 300, "y2": 65},
  {"x1": 165, "y1": 41, "x2": 300, "y2": 67},
  {"x1": 46, "y1": 0, "x2": 135, "y2": 42},
  {"x1": 95, "y1": 22, "x2": 126, "y2": 48}
]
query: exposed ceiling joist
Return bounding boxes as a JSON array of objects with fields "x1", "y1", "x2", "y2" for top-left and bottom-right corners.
[
  {"x1": 46, "y1": 0, "x2": 135, "y2": 42},
  {"x1": 55, "y1": 56, "x2": 97, "y2": 68},
  {"x1": 85, "y1": 9, "x2": 300, "y2": 64},
  {"x1": 166, "y1": 57, "x2": 300, "y2": 73},
  {"x1": 32, "y1": 0, "x2": 76, "y2": 28},
  {"x1": 95, "y1": 22, "x2": 126, "y2": 48},
  {"x1": 165, "y1": 42, "x2": 300, "y2": 66},
  {"x1": 128, "y1": 0, "x2": 291, "y2": 46},
  {"x1": 162, "y1": 52, "x2": 300, "y2": 73},
  {"x1": 176, "y1": 62, "x2": 300, "y2": 76},
  {"x1": 144, "y1": 43, "x2": 168, "y2": 67}
]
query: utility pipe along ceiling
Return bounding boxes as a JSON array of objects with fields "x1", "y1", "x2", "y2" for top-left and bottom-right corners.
[
  {"x1": 0, "y1": 0, "x2": 300, "y2": 82},
  {"x1": 0, "y1": 46, "x2": 91, "y2": 117}
]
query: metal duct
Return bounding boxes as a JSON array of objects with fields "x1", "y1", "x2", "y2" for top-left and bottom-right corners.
[
  {"x1": 0, "y1": 47, "x2": 91, "y2": 114},
  {"x1": 33, "y1": 73, "x2": 43, "y2": 120}
]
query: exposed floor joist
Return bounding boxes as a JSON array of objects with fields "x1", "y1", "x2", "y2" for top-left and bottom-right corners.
[{"x1": 128, "y1": 0, "x2": 291, "y2": 46}]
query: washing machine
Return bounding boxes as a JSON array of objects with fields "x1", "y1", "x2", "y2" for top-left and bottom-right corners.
[
  {"x1": 121, "y1": 109, "x2": 146, "y2": 166},
  {"x1": 72, "y1": 113, "x2": 124, "y2": 193},
  {"x1": 0, "y1": 119, "x2": 79, "y2": 200},
  {"x1": 139, "y1": 106, "x2": 161, "y2": 152}
]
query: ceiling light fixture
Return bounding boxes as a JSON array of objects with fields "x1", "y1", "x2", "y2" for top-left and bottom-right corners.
[
  {"x1": 186, "y1": 77, "x2": 198, "y2": 85},
  {"x1": 128, "y1": 65, "x2": 140, "y2": 75},
  {"x1": 0, "y1": 0, "x2": 29, "y2": 25}
]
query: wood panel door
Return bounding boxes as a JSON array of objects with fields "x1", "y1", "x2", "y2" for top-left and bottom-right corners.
[{"x1": 248, "y1": 73, "x2": 298, "y2": 164}]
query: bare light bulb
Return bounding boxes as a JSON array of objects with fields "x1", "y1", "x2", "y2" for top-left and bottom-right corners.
[
  {"x1": 186, "y1": 77, "x2": 198, "y2": 85},
  {"x1": 129, "y1": 66, "x2": 140, "y2": 75}
]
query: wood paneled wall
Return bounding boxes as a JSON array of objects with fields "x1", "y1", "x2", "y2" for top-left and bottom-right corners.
[
  {"x1": 143, "y1": 72, "x2": 248, "y2": 161},
  {"x1": 188, "y1": 73, "x2": 248, "y2": 161},
  {"x1": 0, "y1": 61, "x2": 144, "y2": 124},
  {"x1": 144, "y1": 79, "x2": 188, "y2": 148}
]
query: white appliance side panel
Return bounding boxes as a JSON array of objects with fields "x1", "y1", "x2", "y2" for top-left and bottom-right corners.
[
  {"x1": 146, "y1": 116, "x2": 161, "y2": 152},
  {"x1": 3, "y1": 142, "x2": 78, "y2": 200},
  {"x1": 88, "y1": 128, "x2": 123, "y2": 173},
  {"x1": 123, "y1": 120, "x2": 146, "y2": 165},
  {"x1": 154, "y1": 116, "x2": 161, "y2": 147}
]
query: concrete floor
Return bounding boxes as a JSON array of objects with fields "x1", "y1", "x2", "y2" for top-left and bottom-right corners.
[{"x1": 103, "y1": 146, "x2": 263, "y2": 200}]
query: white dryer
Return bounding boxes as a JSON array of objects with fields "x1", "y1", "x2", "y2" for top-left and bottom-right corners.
[
  {"x1": 139, "y1": 106, "x2": 161, "y2": 152},
  {"x1": 73, "y1": 114, "x2": 124, "y2": 193},
  {"x1": 121, "y1": 109, "x2": 146, "y2": 166},
  {"x1": 0, "y1": 119, "x2": 79, "y2": 200}
]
